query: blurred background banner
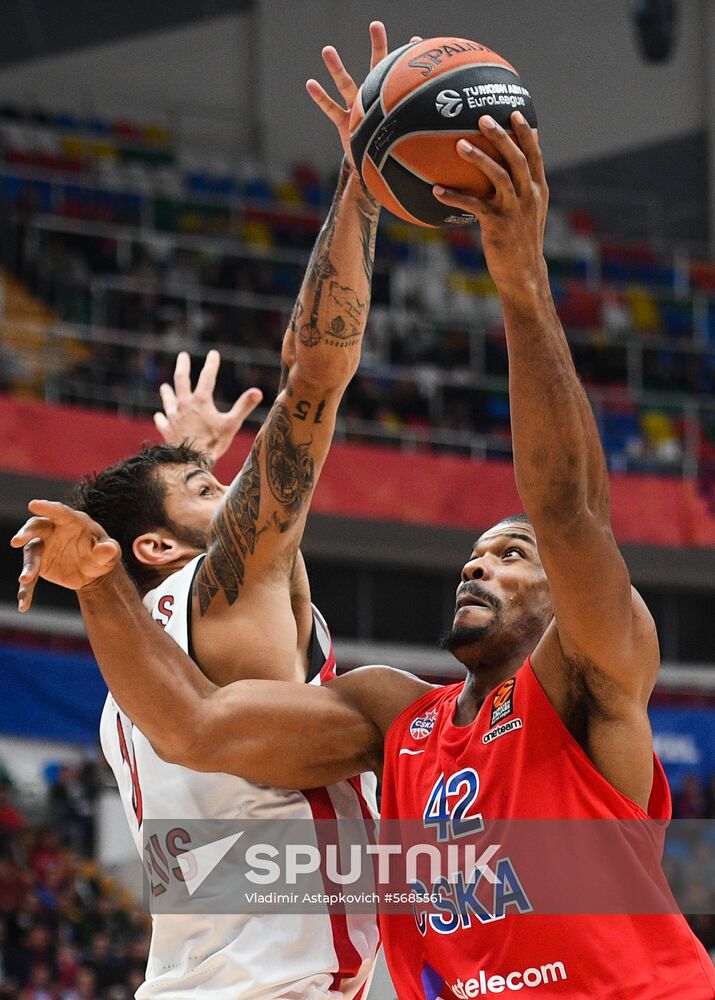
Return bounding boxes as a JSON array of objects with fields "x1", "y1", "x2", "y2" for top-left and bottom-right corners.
[
  {"x1": 0, "y1": 646, "x2": 103, "y2": 744},
  {"x1": 650, "y1": 706, "x2": 715, "y2": 788},
  {"x1": 2, "y1": 395, "x2": 715, "y2": 545}
]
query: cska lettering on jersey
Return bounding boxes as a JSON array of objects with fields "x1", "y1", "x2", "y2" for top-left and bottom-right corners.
[
  {"x1": 413, "y1": 855, "x2": 532, "y2": 936},
  {"x1": 410, "y1": 707, "x2": 438, "y2": 741}
]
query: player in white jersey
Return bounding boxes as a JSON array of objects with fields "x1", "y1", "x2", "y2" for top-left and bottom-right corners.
[
  {"x1": 100, "y1": 555, "x2": 377, "y2": 999},
  {"x1": 15, "y1": 23, "x2": 394, "y2": 997}
]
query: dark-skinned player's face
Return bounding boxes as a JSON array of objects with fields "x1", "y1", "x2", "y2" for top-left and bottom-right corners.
[{"x1": 441, "y1": 521, "x2": 552, "y2": 657}]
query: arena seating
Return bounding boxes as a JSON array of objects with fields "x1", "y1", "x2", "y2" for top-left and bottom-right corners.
[
  {"x1": 1, "y1": 102, "x2": 715, "y2": 477},
  {"x1": 0, "y1": 781, "x2": 150, "y2": 998}
]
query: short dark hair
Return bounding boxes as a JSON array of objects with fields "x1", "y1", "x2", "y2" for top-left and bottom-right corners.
[
  {"x1": 491, "y1": 513, "x2": 532, "y2": 530},
  {"x1": 72, "y1": 443, "x2": 210, "y2": 589}
]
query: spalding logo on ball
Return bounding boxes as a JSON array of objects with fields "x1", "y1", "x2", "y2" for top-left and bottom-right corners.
[{"x1": 349, "y1": 37, "x2": 537, "y2": 228}]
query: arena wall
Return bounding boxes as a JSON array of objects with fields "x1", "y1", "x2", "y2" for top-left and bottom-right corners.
[{"x1": 0, "y1": 0, "x2": 707, "y2": 173}]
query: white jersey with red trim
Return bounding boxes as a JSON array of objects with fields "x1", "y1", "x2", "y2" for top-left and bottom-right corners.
[{"x1": 99, "y1": 555, "x2": 379, "y2": 999}]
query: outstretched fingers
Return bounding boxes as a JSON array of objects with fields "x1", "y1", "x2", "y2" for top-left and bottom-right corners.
[
  {"x1": 322, "y1": 45, "x2": 358, "y2": 106},
  {"x1": 194, "y1": 349, "x2": 221, "y2": 399},
  {"x1": 305, "y1": 78, "x2": 345, "y2": 127},
  {"x1": 11, "y1": 515, "x2": 52, "y2": 549},
  {"x1": 159, "y1": 381, "x2": 177, "y2": 418},
  {"x1": 369, "y1": 21, "x2": 388, "y2": 68},
  {"x1": 228, "y1": 387, "x2": 263, "y2": 425},
  {"x1": 27, "y1": 499, "x2": 83, "y2": 524},
  {"x1": 17, "y1": 537, "x2": 43, "y2": 611},
  {"x1": 153, "y1": 411, "x2": 170, "y2": 436},
  {"x1": 173, "y1": 350, "x2": 192, "y2": 400}
]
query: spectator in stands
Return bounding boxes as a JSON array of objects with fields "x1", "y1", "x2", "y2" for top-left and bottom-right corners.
[
  {"x1": 0, "y1": 786, "x2": 25, "y2": 835},
  {"x1": 20, "y1": 960, "x2": 56, "y2": 1000},
  {"x1": 11, "y1": 924, "x2": 54, "y2": 989},
  {"x1": 673, "y1": 774, "x2": 707, "y2": 819},
  {"x1": 49, "y1": 767, "x2": 94, "y2": 857},
  {"x1": 704, "y1": 774, "x2": 715, "y2": 818},
  {"x1": 61, "y1": 965, "x2": 97, "y2": 1000},
  {"x1": 55, "y1": 945, "x2": 80, "y2": 994},
  {"x1": 84, "y1": 933, "x2": 120, "y2": 993},
  {"x1": 30, "y1": 831, "x2": 62, "y2": 882}
]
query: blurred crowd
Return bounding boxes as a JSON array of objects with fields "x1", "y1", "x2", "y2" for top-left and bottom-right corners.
[
  {"x1": 0, "y1": 103, "x2": 715, "y2": 472},
  {"x1": 667, "y1": 774, "x2": 715, "y2": 960},
  {"x1": 0, "y1": 767, "x2": 149, "y2": 1000}
]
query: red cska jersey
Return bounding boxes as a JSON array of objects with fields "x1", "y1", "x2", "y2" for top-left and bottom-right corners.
[{"x1": 380, "y1": 657, "x2": 715, "y2": 999}]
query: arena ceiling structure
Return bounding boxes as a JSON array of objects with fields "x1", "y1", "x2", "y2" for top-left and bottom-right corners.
[{"x1": 0, "y1": 0, "x2": 252, "y2": 66}]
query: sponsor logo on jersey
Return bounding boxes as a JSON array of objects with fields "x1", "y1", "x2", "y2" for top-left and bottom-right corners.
[
  {"x1": 435, "y1": 88, "x2": 463, "y2": 117},
  {"x1": 482, "y1": 717, "x2": 523, "y2": 744},
  {"x1": 490, "y1": 677, "x2": 516, "y2": 727},
  {"x1": 410, "y1": 707, "x2": 438, "y2": 741},
  {"x1": 451, "y1": 960, "x2": 567, "y2": 997}
]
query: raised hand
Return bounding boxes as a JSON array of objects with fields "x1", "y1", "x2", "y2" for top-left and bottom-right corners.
[
  {"x1": 11, "y1": 501, "x2": 121, "y2": 611},
  {"x1": 154, "y1": 350, "x2": 263, "y2": 463},
  {"x1": 433, "y1": 111, "x2": 549, "y2": 291},
  {"x1": 305, "y1": 22, "x2": 421, "y2": 166}
]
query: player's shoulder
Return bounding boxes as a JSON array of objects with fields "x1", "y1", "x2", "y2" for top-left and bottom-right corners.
[
  {"x1": 331, "y1": 665, "x2": 436, "y2": 739},
  {"x1": 385, "y1": 679, "x2": 461, "y2": 744},
  {"x1": 144, "y1": 554, "x2": 205, "y2": 611}
]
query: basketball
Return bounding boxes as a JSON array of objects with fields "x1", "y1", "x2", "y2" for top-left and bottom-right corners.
[{"x1": 349, "y1": 37, "x2": 537, "y2": 228}]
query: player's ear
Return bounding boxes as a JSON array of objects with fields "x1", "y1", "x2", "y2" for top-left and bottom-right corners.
[{"x1": 133, "y1": 531, "x2": 190, "y2": 569}]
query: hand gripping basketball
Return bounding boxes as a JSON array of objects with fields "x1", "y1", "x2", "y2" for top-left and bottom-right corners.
[
  {"x1": 11, "y1": 500, "x2": 121, "y2": 611},
  {"x1": 348, "y1": 36, "x2": 537, "y2": 227}
]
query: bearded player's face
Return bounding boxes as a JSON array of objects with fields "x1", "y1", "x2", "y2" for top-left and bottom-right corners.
[
  {"x1": 159, "y1": 463, "x2": 228, "y2": 548},
  {"x1": 442, "y1": 521, "x2": 551, "y2": 657}
]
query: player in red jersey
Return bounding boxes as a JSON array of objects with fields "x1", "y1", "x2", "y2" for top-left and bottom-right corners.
[{"x1": 15, "y1": 112, "x2": 715, "y2": 998}]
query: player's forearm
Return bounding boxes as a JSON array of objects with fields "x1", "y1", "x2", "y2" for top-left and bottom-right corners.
[
  {"x1": 498, "y1": 263, "x2": 610, "y2": 527},
  {"x1": 285, "y1": 159, "x2": 379, "y2": 392},
  {"x1": 183, "y1": 676, "x2": 382, "y2": 787},
  {"x1": 78, "y1": 566, "x2": 214, "y2": 757}
]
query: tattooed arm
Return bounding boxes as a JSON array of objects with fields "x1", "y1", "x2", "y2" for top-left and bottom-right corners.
[{"x1": 190, "y1": 30, "x2": 384, "y2": 687}]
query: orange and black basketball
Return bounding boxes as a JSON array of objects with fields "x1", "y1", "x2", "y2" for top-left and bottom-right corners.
[{"x1": 349, "y1": 37, "x2": 537, "y2": 228}]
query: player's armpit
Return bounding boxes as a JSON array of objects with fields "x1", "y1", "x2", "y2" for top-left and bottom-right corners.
[{"x1": 179, "y1": 666, "x2": 434, "y2": 787}]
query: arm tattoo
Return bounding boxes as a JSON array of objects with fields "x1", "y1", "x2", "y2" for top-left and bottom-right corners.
[
  {"x1": 357, "y1": 192, "x2": 379, "y2": 284},
  {"x1": 195, "y1": 440, "x2": 264, "y2": 615},
  {"x1": 266, "y1": 403, "x2": 315, "y2": 532},
  {"x1": 297, "y1": 159, "x2": 352, "y2": 348}
]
